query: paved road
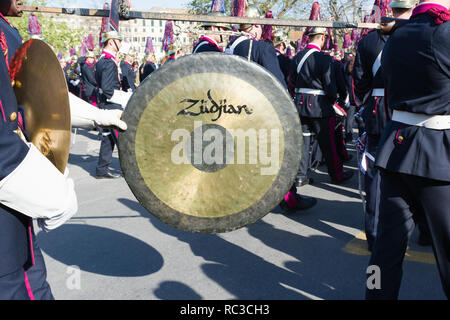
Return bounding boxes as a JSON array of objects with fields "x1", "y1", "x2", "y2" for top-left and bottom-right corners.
[{"x1": 35, "y1": 129, "x2": 445, "y2": 300}]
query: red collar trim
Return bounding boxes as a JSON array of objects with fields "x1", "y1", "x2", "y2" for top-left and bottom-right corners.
[
  {"x1": 199, "y1": 36, "x2": 223, "y2": 52},
  {"x1": 306, "y1": 43, "x2": 321, "y2": 51},
  {"x1": 412, "y1": 2, "x2": 448, "y2": 17},
  {"x1": 101, "y1": 50, "x2": 116, "y2": 61}
]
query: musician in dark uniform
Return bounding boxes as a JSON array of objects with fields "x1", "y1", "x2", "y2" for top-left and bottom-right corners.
[
  {"x1": 193, "y1": 11, "x2": 231, "y2": 54},
  {"x1": 95, "y1": 30, "x2": 126, "y2": 179},
  {"x1": 366, "y1": 0, "x2": 450, "y2": 299},
  {"x1": 162, "y1": 43, "x2": 179, "y2": 65},
  {"x1": 292, "y1": 27, "x2": 353, "y2": 185},
  {"x1": 353, "y1": 0, "x2": 430, "y2": 251},
  {"x1": 227, "y1": 5, "x2": 317, "y2": 211},
  {"x1": 119, "y1": 48, "x2": 136, "y2": 93},
  {"x1": 272, "y1": 29, "x2": 293, "y2": 93},
  {"x1": 139, "y1": 53, "x2": 156, "y2": 83},
  {"x1": 0, "y1": 0, "x2": 78, "y2": 299},
  {"x1": 65, "y1": 55, "x2": 82, "y2": 96},
  {"x1": 226, "y1": 6, "x2": 286, "y2": 87},
  {"x1": 80, "y1": 50, "x2": 98, "y2": 105}
]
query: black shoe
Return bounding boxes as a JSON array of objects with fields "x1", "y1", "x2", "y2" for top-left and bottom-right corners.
[
  {"x1": 331, "y1": 170, "x2": 354, "y2": 184},
  {"x1": 418, "y1": 232, "x2": 433, "y2": 247},
  {"x1": 297, "y1": 195, "x2": 317, "y2": 210},
  {"x1": 295, "y1": 176, "x2": 311, "y2": 187},
  {"x1": 280, "y1": 195, "x2": 317, "y2": 212},
  {"x1": 96, "y1": 171, "x2": 121, "y2": 179}
]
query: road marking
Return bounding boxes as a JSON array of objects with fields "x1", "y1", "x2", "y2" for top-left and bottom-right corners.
[{"x1": 342, "y1": 232, "x2": 436, "y2": 265}]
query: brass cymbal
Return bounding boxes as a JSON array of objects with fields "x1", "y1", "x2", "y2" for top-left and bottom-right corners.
[
  {"x1": 10, "y1": 39, "x2": 71, "y2": 173},
  {"x1": 119, "y1": 53, "x2": 302, "y2": 233}
]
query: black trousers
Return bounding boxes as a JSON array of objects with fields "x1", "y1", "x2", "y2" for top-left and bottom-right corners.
[
  {"x1": 366, "y1": 170, "x2": 450, "y2": 299},
  {"x1": 299, "y1": 117, "x2": 344, "y2": 181},
  {"x1": 0, "y1": 226, "x2": 54, "y2": 300},
  {"x1": 96, "y1": 130, "x2": 116, "y2": 176}
]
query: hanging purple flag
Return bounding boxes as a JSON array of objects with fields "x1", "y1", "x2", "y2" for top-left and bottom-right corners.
[
  {"x1": 210, "y1": 0, "x2": 226, "y2": 13},
  {"x1": 145, "y1": 37, "x2": 154, "y2": 54},
  {"x1": 28, "y1": 14, "x2": 42, "y2": 37},
  {"x1": 162, "y1": 21, "x2": 174, "y2": 52}
]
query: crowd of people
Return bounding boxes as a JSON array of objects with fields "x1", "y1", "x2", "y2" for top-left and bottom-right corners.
[{"x1": 0, "y1": 0, "x2": 449, "y2": 301}]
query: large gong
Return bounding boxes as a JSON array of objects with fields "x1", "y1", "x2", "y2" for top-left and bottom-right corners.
[{"x1": 118, "y1": 53, "x2": 302, "y2": 233}]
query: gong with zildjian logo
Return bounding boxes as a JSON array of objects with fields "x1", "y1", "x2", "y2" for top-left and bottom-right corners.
[{"x1": 118, "y1": 53, "x2": 302, "y2": 233}]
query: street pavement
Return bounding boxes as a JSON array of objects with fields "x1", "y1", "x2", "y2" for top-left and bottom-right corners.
[{"x1": 35, "y1": 129, "x2": 446, "y2": 300}]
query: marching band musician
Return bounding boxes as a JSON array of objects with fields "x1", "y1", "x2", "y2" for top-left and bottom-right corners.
[
  {"x1": 0, "y1": 0, "x2": 127, "y2": 299},
  {"x1": 366, "y1": 0, "x2": 450, "y2": 299},
  {"x1": 94, "y1": 30, "x2": 129, "y2": 179},
  {"x1": 139, "y1": 53, "x2": 156, "y2": 83},
  {"x1": 80, "y1": 50, "x2": 98, "y2": 105},
  {"x1": 192, "y1": 11, "x2": 231, "y2": 53},
  {"x1": 226, "y1": 5, "x2": 317, "y2": 212},
  {"x1": 352, "y1": 0, "x2": 432, "y2": 251},
  {"x1": 226, "y1": 5, "x2": 286, "y2": 87},
  {"x1": 119, "y1": 45, "x2": 136, "y2": 93},
  {"x1": 292, "y1": 27, "x2": 353, "y2": 186},
  {"x1": 272, "y1": 29, "x2": 293, "y2": 92},
  {"x1": 0, "y1": 0, "x2": 77, "y2": 300}
]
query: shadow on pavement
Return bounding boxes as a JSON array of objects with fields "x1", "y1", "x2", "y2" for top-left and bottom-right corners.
[
  {"x1": 37, "y1": 223, "x2": 164, "y2": 277},
  {"x1": 117, "y1": 198, "x2": 365, "y2": 300},
  {"x1": 154, "y1": 281, "x2": 202, "y2": 300}
]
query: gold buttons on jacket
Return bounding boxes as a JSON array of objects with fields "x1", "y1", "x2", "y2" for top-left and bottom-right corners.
[
  {"x1": 398, "y1": 136, "x2": 404, "y2": 143},
  {"x1": 10, "y1": 112, "x2": 17, "y2": 122}
]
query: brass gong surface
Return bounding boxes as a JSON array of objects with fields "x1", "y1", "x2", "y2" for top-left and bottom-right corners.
[
  {"x1": 10, "y1": 39, "x2": 71, "y2": 173},
  {"x1": 119, "y1": 53, "x2": 302, "y2": 233}
]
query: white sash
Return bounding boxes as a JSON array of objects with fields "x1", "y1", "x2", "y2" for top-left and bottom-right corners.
[
  {"x1": 225, "y1": 36, "x2": 248, "y2": 55},
  {"x1": 372, "y1": 50, "x2": 383, "y2": 77},
  {"x1": 193, "y1": 41, "x2": 209, "y2": 54},
  {"x1": 296, "y1": 48, "x2": 319, "y2": 74}
]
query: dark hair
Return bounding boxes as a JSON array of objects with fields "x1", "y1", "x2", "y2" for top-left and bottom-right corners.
[
  {"x1": 392, "y1": 7, "x2": 412, "y2": 15},
  {"x1": 309, "y1": 34, "x2": 324, "y2": 42}
]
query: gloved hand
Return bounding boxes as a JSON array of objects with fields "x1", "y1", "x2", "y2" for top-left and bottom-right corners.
[
  {"x1": 37, "y1": 168, "x2": 77, "y2": 232},
  {"x1": 69, "y1": 93, "x2": 127, "y2": 131},
  {"x1": 70, "y1": 79, "x2": 80, "y2": 86},
  {"x1": 94, "y1": 109, "x2": 127, "y2": 131},
  {"x1": 107, "y1": 90, "x2": 133, "y2": 108}
]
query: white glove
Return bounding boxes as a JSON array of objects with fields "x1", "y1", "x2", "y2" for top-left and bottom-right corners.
[
  {"x1": 0, "y1": 143, "x2": 78, "y2": 231},
  {"x1": 37, "y1": 168, "x2": 78, "y2": 232},
  {"x1": 69, "y1": 93, "x2": 127, "y2": 131},
  {"x1": 70, "y1": 79, "x2": 80, "y2": 86},
  {"x1": 107, "y1": 90, "x2": 132, "y2": 108},
  {"x1": 94, "y1": 109, "x2": 127, "y2": 131}
]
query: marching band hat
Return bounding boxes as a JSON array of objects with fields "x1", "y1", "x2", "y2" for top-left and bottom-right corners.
[
  {"x1": 308, "y1": 27, "x2": 328, "y2": 37},
  {"x1": 167, "y1": 43, "x2": 180, "y2": 56},
  {"x1": 101, "y1": 30, "x2": 123, "y2": 43},
  {"x1": 86, "y1": 51, "x2": 96, "y2": 59},
  {"x1": 238, "y1": 4, "x2": 262, "y2": 30},
  {"x1": 201, "y1": 11, "x2": 232, "y2": 30},
  {"x1": 273, "y1": 29, "x2": 288, "y2": 46},
  {"x1": 389, "y1": 0, "x2": 417, "y2": 8}
]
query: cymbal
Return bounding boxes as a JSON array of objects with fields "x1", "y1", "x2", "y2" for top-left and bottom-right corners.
[
  {"x1": 119, "y1": 53, "x2": 302, "y2": 233},
  {"x1": 10, "y1": 39, "x2": 71, "y2": 173}
]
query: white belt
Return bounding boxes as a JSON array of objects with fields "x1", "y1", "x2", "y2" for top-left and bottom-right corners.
[
  {"x1": 392, "y1": 110, "x2": 450, "y2": 130},
  {"x1": 295, "y1": 88, "x2": 326, "y2": 95},
  {"x1": 372, "y1": 88, "x2": 384, "y2": 97}
]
